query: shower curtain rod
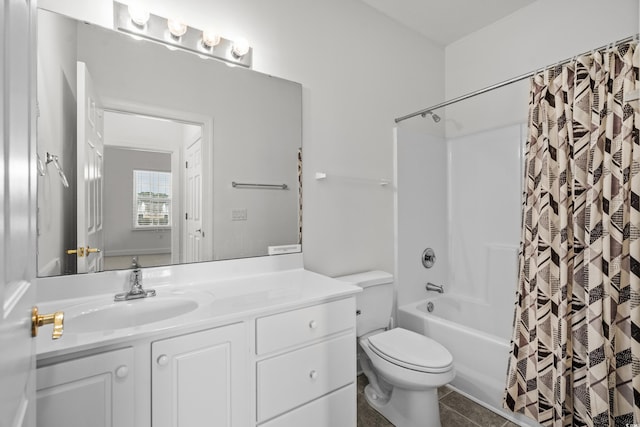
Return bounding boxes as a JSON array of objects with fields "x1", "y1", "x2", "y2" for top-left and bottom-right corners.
[{"x1": 394, "y1": 33, "x2": 639, "y2": 124}]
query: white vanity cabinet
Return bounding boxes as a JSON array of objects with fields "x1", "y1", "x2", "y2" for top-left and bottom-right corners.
[
  {"x1": 36, "y1": 347, "x2": 135, "y2": 427},
  {"x1": 35, "y1": 269, "x2": 361, "y2": 427},
  {"x1": 151, "y1": 322, "x2": 247, "y2": 427},
  {"x1": 255, "y1": 298, "x2": 357, "y2": 427}
]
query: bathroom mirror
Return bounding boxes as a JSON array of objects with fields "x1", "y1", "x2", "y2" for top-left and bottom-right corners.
[{"x1": 36, "y1": 8, "x2": 302, "y2": 277}]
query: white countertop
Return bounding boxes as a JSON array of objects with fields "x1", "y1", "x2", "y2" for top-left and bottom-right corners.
[{"x1": 36, "y1": 267, "x2": 361, "y2": 360}]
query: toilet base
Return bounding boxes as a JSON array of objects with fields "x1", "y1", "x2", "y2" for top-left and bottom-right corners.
[{"x1": 364, "y1": 384, "x2": 442, "y2": 427}]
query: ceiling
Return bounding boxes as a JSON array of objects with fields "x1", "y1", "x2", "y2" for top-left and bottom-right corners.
[{"x1": 359, "y1": 0, "x2": 537, "y2": 46}]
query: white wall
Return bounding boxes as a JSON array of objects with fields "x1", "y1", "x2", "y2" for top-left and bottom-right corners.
[{"x1": 39, "y1": 0, "x2": 445, "y2": 277}]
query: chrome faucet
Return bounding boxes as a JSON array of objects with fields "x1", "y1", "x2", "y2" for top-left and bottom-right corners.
[
  {"x1": 425, "y1": 282, "x2": 444, "y2": 293},
  {"x1": 114, "y1": 257, "x2": 156, "y2": 301}
]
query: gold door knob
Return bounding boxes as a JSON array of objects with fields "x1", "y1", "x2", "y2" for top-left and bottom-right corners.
[
  {"x1": 66, "y1": 247, "x2": 85, "y2": 257},
  {"x1": 31, "y1": 306, "x2": 64, "y2": 339},
  {"x1": 86, "y1": 247, "x2": 101, "y2": 254}
]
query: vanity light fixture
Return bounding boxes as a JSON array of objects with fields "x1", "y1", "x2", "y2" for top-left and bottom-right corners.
[
  {"x1": 231, "y1": 38, "x2": 250, "y2": 58},
  {"x1": 202, "y1": 30, "x2": 221, "y2": 49},
  {"x1": 128, "y1": 4, "x2": 150, "y2": 26},
  {"x1": 167, "y1": 17, "x2": 187, "y2": 38},
  {"x1": 113, "y1": 1, "x2": 253, "y2": 68}
]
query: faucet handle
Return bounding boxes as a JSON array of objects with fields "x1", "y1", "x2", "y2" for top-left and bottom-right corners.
[{"x1": 131, "y1": 256, "x2": 141, "y2": 269}]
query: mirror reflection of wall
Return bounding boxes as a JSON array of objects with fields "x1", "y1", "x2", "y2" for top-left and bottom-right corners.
[{"x1": 36, "y1": 9, "x2": 302, "y2": 278}]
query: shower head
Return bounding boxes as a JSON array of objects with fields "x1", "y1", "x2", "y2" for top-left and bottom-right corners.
[{"x1": 421, "y1": 110, "x2": 441, "y2": 123}]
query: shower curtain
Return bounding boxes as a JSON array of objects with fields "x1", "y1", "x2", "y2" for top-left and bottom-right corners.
[{"x1": 504, "y1": 41, "x2": 640, "y2": 427}]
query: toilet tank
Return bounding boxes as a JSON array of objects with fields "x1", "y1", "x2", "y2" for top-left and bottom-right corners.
[{"x1": 335, "y1": 271, "x2": 393, "y2": 337}]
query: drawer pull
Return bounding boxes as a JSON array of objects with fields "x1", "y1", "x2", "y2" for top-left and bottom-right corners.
[
  {"x1": 308, "y1": 320, "x2": 318, "y2": 329},
  {"x1": 309, "y1": 370, "x2": 318, "y2": 380},
  {"x1": 115, "y1": 365, "x2": 129, "y2": 379},
  {"x1": 157, "y1": 354, "x2": 169, "y2": 366}
]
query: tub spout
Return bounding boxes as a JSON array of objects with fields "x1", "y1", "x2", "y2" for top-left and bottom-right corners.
[{"x1": 425, "y1": 282, "x2": 444, "y2": 293}]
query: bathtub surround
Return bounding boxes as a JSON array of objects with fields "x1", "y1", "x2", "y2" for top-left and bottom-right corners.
[{"x1": 505, "y1": 41, "x2": 640, "y2": 426}]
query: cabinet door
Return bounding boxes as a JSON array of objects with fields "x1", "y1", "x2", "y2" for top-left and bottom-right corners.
[
  {"x1": 152, "y1": 323, "x2": 247, "y2": 427},
  {"x1": 36, "y1": 348, "x2": 134, "y2": 427}
]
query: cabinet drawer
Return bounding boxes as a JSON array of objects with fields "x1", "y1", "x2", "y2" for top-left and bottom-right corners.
[
  {"x1": 260, "y1": 384, "x2": 356, "y2": 427},
  {"x1": 256, "y1": 297, "x2": 355, "y2": 354},
  {"x1": 256, "y1": 333, "x2": 355, "y2": 422}
]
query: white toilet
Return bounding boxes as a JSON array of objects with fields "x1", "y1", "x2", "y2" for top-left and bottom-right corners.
[{"x1": 336, "y1": 271, "x2": 455, "y2": 427}]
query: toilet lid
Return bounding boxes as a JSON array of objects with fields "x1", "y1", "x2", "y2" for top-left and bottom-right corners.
[{"x1": 367, "y1": 328, "x2": 453, "y2": 373}]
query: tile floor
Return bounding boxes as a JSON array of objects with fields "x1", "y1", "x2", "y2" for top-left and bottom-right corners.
[{"x1": 357, "y1": 375, "x2": 519, "y2": 427}]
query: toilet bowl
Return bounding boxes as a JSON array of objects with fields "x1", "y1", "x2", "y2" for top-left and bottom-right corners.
[
  {"x1": 359, "y1": 328, "x2": 455, "y2": 427},
  {"x1": 335, "y1": 271, "x2": 455, "y2": 427}
]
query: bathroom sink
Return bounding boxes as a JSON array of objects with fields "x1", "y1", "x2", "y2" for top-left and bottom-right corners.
[{"x1": 65, "y1": 297, "x2": 199, "y2": 333}]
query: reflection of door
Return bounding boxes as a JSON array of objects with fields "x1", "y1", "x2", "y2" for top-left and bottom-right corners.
[
  {"x1": 76, "y1": 62, "x2": 104, "y2": 273},
  {"x1": 185, "y1": 137, "x2": 203, "y2": 263},
  {"x1": 1, "y1": 0, "x2": 37, "y2": 425}
]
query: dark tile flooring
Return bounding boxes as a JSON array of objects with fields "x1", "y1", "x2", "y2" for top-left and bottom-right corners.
[{"x1": 357, "y1": 374, "x2": 520, "y2": 427}]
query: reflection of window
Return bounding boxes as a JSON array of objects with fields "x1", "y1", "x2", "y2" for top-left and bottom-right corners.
[{"x1": 133, "y1": 170, "x2": 171, "y2": 228}]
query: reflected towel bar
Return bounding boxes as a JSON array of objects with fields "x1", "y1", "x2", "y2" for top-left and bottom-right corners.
[
  {"x1": 232, "y1": 181, "x2": 288, "y2": 190},
  {"x1": 42, "y1": 152, "x2": 70, "y2": 188}
]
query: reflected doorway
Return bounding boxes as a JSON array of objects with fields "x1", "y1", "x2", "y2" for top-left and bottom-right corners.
[{"x1": 101, "y1": 111, "x2": 203, "y2": 270}]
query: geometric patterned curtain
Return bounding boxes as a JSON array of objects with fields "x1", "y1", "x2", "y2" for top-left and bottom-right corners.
[{"x1": 504, "y1": 41, "x2": 640, "y2": 427}]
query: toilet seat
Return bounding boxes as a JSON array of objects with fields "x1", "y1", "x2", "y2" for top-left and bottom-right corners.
[{"x1": 366, "y1": 328, "x2": 453, "y2": 374}]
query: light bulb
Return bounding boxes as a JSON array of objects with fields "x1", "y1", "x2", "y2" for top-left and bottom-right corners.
[
  {"x1": 128, "y1": 4, "x2": 150, "y2": 26},
  {"x1": 231, "y1": 38, "x2": 250, "y2": 58},
  {"x1": 167, "y1": 18, "x2": 187, "y2": 37},
  {"x1": 202, "y1": 30, "x2": 221, "y2": 48}
]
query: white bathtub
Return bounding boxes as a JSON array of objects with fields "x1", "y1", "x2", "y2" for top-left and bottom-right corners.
[{"x1": 398, "y1": 296, "x2": 541, "y2": 427}]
